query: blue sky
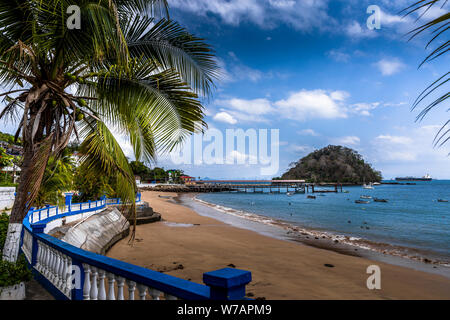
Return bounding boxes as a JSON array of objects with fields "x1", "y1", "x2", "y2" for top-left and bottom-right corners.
[
  {"x1": 1, "y1": 0, "x2": 448, "y2": 180},
  {"x1": 155, "y1": 0, "x2": 450, "y2": 180}
]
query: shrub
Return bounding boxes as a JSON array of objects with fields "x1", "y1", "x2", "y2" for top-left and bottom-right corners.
[
  {"x1": 0, "y1": 212, "x2": 32, "y2": 287},
  {"x1": 0, "y1": 255, "x2": 31, "y2": 287}
]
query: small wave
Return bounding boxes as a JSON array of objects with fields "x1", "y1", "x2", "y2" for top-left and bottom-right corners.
[{"x1": 192, "y1": 195, "x2": 450, "y2": 267}]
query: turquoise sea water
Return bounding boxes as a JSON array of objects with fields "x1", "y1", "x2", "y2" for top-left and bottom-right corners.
[{"x1": 196, "y1": 180, "x2": 450, "y2": 264}]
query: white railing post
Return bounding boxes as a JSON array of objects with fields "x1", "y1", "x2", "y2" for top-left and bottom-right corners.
[
  {"x1": 107, "y1": 273, "x2": 116, "y2": 300},
  {"x1": 137, "y1": 284, "x2": 147, "y2": 300},
  {"x1": 98, "y1": 269, "x2": 106, "y2": 300},
  {"x1": 90, "y1": 267, "x2": 98, "y2": 300},
  {"x1": 117, "y1": 277, "x2": 125, "y2": 300},
  {"x1": 83, "y1": 264, "x2": 91, "y2": 300},
  {"x1": 127, "y1": 280, "x2": 136, "y2": 300},
  {"x1": 149, "y1": 288, "x2": 161, "y2": 300}
]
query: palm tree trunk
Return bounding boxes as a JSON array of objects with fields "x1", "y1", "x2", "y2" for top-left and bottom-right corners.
[
  {"x1": 2, "y1": 87, "x2": 52, "y2": 262},
  {"x1": 2, "y1": 145, "x2": 38, "y2": 262}
]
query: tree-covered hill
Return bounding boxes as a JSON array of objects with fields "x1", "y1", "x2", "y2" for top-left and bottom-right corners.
[{"x1": 280, "y1": 145, "x2": 382, "y2": 184}]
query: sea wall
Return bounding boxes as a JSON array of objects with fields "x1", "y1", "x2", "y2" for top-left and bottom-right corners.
[
  {"x1": 59, "y1": 207, "x2": 130, "y2": 255},
  {"x1": 0, "y1": 187, "x2": 15, "y2": 210}
]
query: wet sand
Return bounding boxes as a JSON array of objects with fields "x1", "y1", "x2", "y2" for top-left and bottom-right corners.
[{"x1": 107, "y1": 191, "x2": 450, "y2": 299}]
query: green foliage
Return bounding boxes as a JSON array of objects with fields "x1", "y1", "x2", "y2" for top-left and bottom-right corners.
[
  {"x1": 0, "y1": 132, "x2": 21, "y2": 146},
  {"x1": 33, "y1": 151, "x2": 75, "y2": 208},
  {"x1": 281, "y1": 145, "x2": 382, "y2": 184},
  {"x1": 0, "y1": 213, "x2": 31, "y2": 287},
  {"x1": 0, "y1": 147, "x2": 13, "y2": 168},
  {"x1": 0, "y1": 212, "x2": 8, "y2": 251},
  {"x1": 73, "y1": 165, "x2": 115, "y2": 202},
  {"x1": 129, "y1": 161, "x2": 176, "y2": 182},
  {"x1": 0, "y1": 255, "x2": 31, "y2": 287}
]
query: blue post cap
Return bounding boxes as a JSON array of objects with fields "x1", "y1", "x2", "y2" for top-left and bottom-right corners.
[
  {"x1": 31, "y1": 223, "x2": 46, "y2": 234},
  {"x1": 203, "y1": 268, "x2": 252, "y2": 300}
]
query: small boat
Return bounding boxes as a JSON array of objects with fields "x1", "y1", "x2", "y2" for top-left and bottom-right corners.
[
  {"x1": 286, "y1": 192, "x2": 294, "y2": 196},
  {"x1": 355, "y1": 200, "x2": 370, "y2": 204},
  {"x1": 343, "y1": 190, "x2": 350, "y2": 193},
  {"x1": 437, "y1": 199, "x2": 448, "y2": 203},
  {"x1": 374, "y1": 198, "x2": 388, "y2": 203},
  {"x1": 363, "y1": 183, "x2": 374, "y2": 190},
  {"x1": 307, "y1": 195, "x2": 316, "y2": 199},
  {"x1": 360, "y1": 195, "x2": 372, "y2": 199}
]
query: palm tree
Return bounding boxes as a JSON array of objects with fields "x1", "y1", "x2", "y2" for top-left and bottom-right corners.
[
  {"x1": 34, "y1": 151, "x2": 75, "y2": 208},
  {"x1": 403, "y1": 0, "x2": 449, "y2": 146},
  {"x1": 0, "y1": 0, "x2": 218, "y2": 262}
]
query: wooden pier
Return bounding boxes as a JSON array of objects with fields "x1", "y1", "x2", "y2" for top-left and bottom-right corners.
[{"x1": 140, "y1": 180, "x2": 345, "y2": 194}]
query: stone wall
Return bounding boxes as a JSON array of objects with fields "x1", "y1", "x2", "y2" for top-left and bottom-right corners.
[{"x1": 0, "y1": 187, "x2": 15, "y2": 210}]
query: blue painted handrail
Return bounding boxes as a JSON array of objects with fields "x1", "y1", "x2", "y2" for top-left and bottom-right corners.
[{"x1": 20, "y1": 192, "x2": 252, "y2": 300}]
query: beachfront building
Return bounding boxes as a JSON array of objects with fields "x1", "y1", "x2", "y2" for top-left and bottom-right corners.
[{"x1": 180, "y1": 176, "x2": 196, "y2": 185}]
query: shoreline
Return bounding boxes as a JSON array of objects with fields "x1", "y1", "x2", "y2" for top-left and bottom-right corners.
[
  {"x1": 107, "y1": 191, "x2": 450, "y2": 299},
  {"x1": 186, "y1": 193, "x2": 450, "y2": 277}
]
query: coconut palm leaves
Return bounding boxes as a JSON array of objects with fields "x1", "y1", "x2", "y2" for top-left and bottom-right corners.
[
  {"x1": 0, "y1": 0, "x2": 218, "y2": 237},
  {"x1": 402, "y1": 0, "x2": 450, "y2": 147}
]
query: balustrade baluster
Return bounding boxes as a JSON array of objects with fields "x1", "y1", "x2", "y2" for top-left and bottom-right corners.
[
  {"x1": 149, "y1": 288, "x2": 161, "y2": 300},
  {"x1": 83, "y1": 264, "x2": 91, "y2": 300},
  {"x1": 137, "y1": 284, "x2": 147, "y2": 300},
  {"x1": 98, "y1": 269, "x2": 106, "y2": 300},
  {"x1": 42, "y1": 245, "x2": 49, "y2": 276},
  {"x1": 65, "y1": 257, "x2": 72, "y2": 296},
  {"x1": 90, "y1": 267, "x2": 98, "y2": 300},
  {"x1": 60, "y1": 255, "x2": 67, "y2": 290},
  {"x1": 164, "y1": 293, "x2": 178, "y2": 300},
  {"x1": 107, "y1": 273, "x2": 116, "y2": 300},
  {"x1": 117, "y1": 277, "x2": 125, "y2": 300},
  {"x1": 49, "y1": 249, "x2": 56, "y2": 282},
  {"x1": 56, "y1": 252, "x2": 64, "y2": 288},
  {"x1": 127, "y1": 280, "x2": 136, "y2": 300}
]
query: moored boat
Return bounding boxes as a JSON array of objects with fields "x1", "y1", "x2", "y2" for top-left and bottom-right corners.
[
  {"x1": 374, "y1": 198, "x2": 388, "y2": 203},
  {"x1": 355, "y1": 200, "x2": 370, "y2": 204}
]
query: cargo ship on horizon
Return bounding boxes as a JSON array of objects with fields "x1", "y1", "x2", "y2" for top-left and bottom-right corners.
[{"x1": 395, "y1": 174, "x2": 432, "y2": 181}]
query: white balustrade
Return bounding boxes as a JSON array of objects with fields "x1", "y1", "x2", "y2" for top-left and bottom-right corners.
[
  {"x1": 83, "y1": 264, "x2": 91, "y2": 300},
  {"x1": 98, "y1": 270, "x2": 106, "y2": 300}
]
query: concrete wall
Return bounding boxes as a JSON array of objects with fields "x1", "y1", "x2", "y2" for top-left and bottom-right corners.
[
  {"x1": 60, "y1": 207, "x2": 130, "y2": 255},
  {"x1": 0, "y1": 187, "x2": 15, "y2": 211}
]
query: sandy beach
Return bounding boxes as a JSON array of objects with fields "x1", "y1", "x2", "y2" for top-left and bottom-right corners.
[{"x1": 107, "y1": 191, "x2": 450, "y2": 299}]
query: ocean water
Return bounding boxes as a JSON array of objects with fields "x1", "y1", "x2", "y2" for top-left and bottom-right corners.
[{"x1": 195, "y1": 180, "x2": 450, "y2": 265}]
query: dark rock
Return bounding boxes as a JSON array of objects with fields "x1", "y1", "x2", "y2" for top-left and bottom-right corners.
[
  {"x1": 227, "y1": 263, "x2": 236, "y2": 268},
  {"x1": 247, "y1": 292, "x2": 255, "y2": 297},
  {"x1": 324, "y1": 264, "x2": 335, "y2": 268}
]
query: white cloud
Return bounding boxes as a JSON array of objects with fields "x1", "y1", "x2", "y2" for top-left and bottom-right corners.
[
  {"x1": 298, "y1": 129, "x2": 319, "y2": 136},
  {"x1": 274, "y1": 89, "x2": 348, "y2": 120},
  {"x1": 332, "y1": 136, "x2": 360, "y2": 146},
  {"x1": 345, "y1": 21, "x2": 377, "y2": 39},
  {"x1": 375, "y1": 135, "x2": 413, "y2": 145},
  {"x1": 288, "y1": 144, "x2": 313, "y2": 153},
  {"x1": 216, "y1": 98, "x2": 273, "y2": 115},
  {"x1": 375, "y1": 58, "x2": 405, "y2": 76},
  {"x1": 169, "y1": 0, "x2": 333, "y2": 32},
  {"x1": 213, "y1": 111, "x2": 237, "y2": 124},
  {"x1": 327, "y1": 50, "x2": 350, "y2": 62},
  {"x1": 349, "y1": 102, "x2": 380, "y2": 116},
  {"x1": 217, "y1": 53, "x2": 266, "y2": 83}
]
